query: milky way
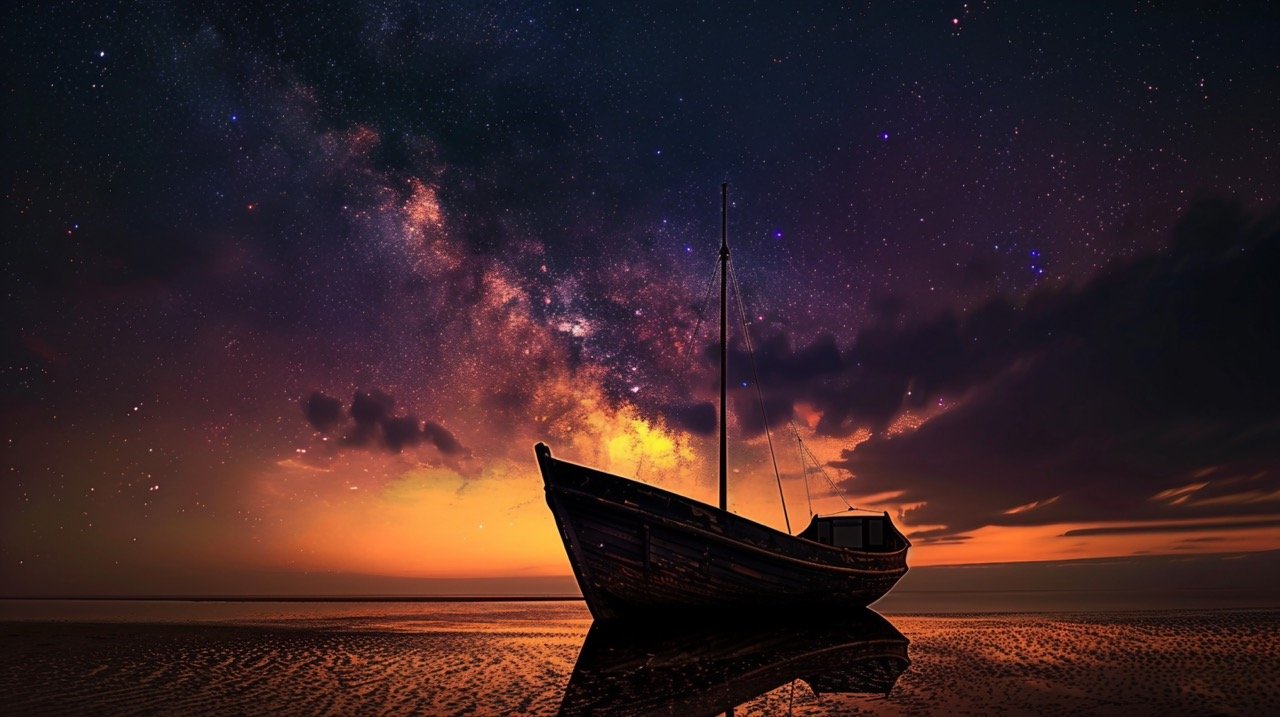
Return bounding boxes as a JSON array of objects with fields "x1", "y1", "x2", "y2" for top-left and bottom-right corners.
[{"x1": 4, "y1": 2, "x2": 1279, "y2": 592}]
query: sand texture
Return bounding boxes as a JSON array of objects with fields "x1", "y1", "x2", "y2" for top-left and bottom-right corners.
[{"x1": 1, "y1": 603, "x2": 1277, "y2": 716}]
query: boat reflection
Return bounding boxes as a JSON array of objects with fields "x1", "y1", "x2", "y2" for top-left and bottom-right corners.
[{"x1": 557, "y1": 609, "x2": 909, "y2": 716}]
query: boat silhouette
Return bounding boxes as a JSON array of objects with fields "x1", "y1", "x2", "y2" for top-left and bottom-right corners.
[
  {"x1": 556, "y1": 609, "x2": 910, "y2": 716},
  {"x1": 537, "y1": 184, "x2": 909, "y2": 621}
]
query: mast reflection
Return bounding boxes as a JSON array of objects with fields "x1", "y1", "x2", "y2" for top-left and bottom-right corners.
[{"x1": 557, "y1": 609, "x2": 909, "y2": 716}]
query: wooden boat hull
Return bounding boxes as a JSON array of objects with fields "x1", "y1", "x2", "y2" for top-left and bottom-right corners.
[
  {"x1": 557, "y1": 609, "x2": 910, "y2": 716},
  {"x1": 536, "y1": 443, "x2": 909, "y2": 621}
]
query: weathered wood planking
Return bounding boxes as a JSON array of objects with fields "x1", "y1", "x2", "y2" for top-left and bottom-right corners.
[{"x1": 537, "y1": 443, "x2": 909, "y2": 621}]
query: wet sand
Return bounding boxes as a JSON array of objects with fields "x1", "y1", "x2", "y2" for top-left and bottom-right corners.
[
  {"x1": 747, "y1": 611, "x2": 1280, "y2": 716},
  {"x1": 1, "y1": 603, "x2": 1277, "y2": 715}
]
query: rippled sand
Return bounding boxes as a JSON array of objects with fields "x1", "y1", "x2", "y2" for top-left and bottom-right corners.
[
  {"x1": 745, "y1": 611, "x2": 1280, "y2": 716},
  {"x1": 1, "y1": 603, "x2": 1277, "y2": 715},
  {"x1": 0, "y1": 602, "x2": 590, "y2": 716}
]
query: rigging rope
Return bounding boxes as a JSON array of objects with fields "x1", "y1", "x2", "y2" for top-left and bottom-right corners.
[
  {"x1": 683, "y1": 259, "x2": 722, "y2": 361},
  {"x1": 797, "y1": 433, "x2": 855, "y2": 511},
  {"x1": 728, "y1": 259, "x2": 791, "y2": 534},
  {"x1": 791, "y1": 421, "x2": 815, "y2": 517}
]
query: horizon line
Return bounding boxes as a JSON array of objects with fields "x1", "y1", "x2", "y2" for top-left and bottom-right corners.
[
  {"x1": 0, "y1": 595, "x2": 586, "y2": 603},
  {"x1": 7, "y1": 587, "x2": 1280, "y2": 602}
]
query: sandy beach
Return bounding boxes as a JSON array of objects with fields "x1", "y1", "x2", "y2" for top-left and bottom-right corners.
[{"x1": 1, "y1": 602, "x2": 1277, "y2": 716}]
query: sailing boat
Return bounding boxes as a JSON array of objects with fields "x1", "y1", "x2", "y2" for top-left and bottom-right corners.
[{"x1": 536, "y1": 184, "x2": 909, "y2": 621}]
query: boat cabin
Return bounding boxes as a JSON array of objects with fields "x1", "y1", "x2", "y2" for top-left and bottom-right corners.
[{"x1": 798, "y1": 513, "x2": 908, "y2": 553}]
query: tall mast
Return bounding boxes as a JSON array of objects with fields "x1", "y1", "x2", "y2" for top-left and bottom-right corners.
[{"x1": 719, "y1": 182, "x2": 729, "y2": 512}]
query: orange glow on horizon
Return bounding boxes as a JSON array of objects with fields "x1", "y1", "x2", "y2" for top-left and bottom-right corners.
[{"x1": 246, "y1": 409, "x2": 1280, "y2": 583}]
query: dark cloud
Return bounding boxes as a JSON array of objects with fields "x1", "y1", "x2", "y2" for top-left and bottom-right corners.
[
  {"x1": 812, "y1": 301, "x2": 1036, "y2": 434},
  {"x1": 350, "y1": 390, "x2": 395, "y2": 429},
  {"x1": 301, "y1": 390, "x2": 467, "y2": 456},
  {"x1": 827, "y1": 199, "x2": 1280, "y2": 536},
  {"x1": 382, "y1": 415, "x2": 424, "y2": 453},
  {"x1": 423, "y1": 421, "x2": 466, "y2": 456},
  {"x1": 344, "y1": 390, "x2": 396, "y2": 448},
  {"x1": 730, "y1": 332, "x2": 845, "y2": 389},
  {"x1": 913, "y1": 535, "x2": 974, "y2": 545},
  {"x1": 733, "y1": 391, "x2": 795, "y2": 437},
  {"x1": 695, "y1": 332, "x2": 846, "y2": 438},
  {"x1": 662, "y1": 401, "x2": 716, "y2": 436},
  {"x1": 1061, "y1": 518, "x2": 1280, "y2": 537},
  {"x1": 302, "y1": 392, "x2": 345, "y2": 432}
]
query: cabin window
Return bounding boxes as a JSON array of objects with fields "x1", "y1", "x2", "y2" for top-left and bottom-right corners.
[
  {"x1": 831, "y1": 520, "x2": 863, "y2": 548},
  {"x1": 868, "y1": 518, "x2": 884, "y2": 547}
]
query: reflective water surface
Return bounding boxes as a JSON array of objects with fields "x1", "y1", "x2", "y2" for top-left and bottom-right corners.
[
  {"x1": 1, "y1": 601, "x2": 1278, "y2": 715},
  {"x1": 558, "y1": 609, "x2": 908, "y2": 716}
]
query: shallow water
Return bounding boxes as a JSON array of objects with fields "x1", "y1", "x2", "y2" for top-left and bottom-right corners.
[{"x1": 1, "y1": 601, "x2": 1278, "y2": 715}]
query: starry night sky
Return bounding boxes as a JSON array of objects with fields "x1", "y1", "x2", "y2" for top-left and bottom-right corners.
[{"x1": 4, "y1": 2, "x2": 1279, "y2": 594}]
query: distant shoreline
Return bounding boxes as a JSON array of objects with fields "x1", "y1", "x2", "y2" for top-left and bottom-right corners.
[
  {"x1": 0, "y1": 596, "x2": 586, "y2": 603},
  {"x1": 4, "y1": 586, "x2": 1274, "y2": 601}
]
